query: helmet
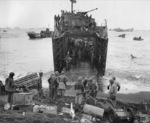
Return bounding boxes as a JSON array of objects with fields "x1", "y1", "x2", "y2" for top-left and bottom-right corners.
[
  {"x1": 39, "y1": 72, "x2": 43, "y2": 76},
  {"x1": 50, "y1": 73, "x2": 55, "y2": 77},
  {"x1": 9, "y1": 72, "x2": 15, "y2": 77},
  {"x1": 112, "y1": 76, "x2": 116, "y2": 80},
  {"x1": 92, "y1": 76, "x2": 95, "y2": 79},
  {"x1": 78, "y1": 76, "x2": 83, "y2": 82},
  {"x1": 84, "y1": 77, "x2": 88, "y2": 80},
  {"x1": 61, "y1": 71, "x2": 65, "y2": 74},
  {"x1": 88, "y1": 77, "x2": 93, "y2": 82},
  {"x1": 55, "y1": 71, "x2": 59, "y2": 75},
  {"x1": 109, "y1": 79, "x2": 114, "y2": 84}
]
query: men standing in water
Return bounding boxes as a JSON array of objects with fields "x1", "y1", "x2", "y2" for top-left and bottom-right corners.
[
  {"x1": 58, "y1": 71, "x2": 68, "y2": 97},
  {"x1": 48, "y1": 72, "x2": 59, "y2": 101},
  {"x1": 5, "y1": 72, "x2": 16, "y2": 108},
  {"x1": 107, "y1": 76, "x2": 120, "y2": 107},
  {"x1": 74, "y1": 77, "x2": 84, "y2": 110}
]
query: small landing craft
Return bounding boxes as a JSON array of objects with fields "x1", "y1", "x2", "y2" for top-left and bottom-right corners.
[
  {"x1": 27, "y1": 32, "x2": 41, "y2": 39},
  {"x1": 118, "y1": 34, "x2": 126, "y2": 38},
  {"x1": 27, "y1": 28, "x2": 53, "y2": 39},
  {"x1": 133, "y1": 36, "x2": 143, "y2": 41}
]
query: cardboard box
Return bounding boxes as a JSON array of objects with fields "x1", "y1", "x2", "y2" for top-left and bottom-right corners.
[{"x1": 13, "y1": 93, "x2": 33, "y2": 105}]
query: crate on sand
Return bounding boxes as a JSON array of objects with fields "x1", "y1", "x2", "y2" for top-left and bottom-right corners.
[{"x1": 13, "y1": 93, "x2": 33, "y2": 105}]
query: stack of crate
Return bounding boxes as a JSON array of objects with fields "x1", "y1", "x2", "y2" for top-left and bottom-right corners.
[
  {"x1": 13, "y1": 73, "x2": 40, "y2": 105},
  {"x1": 14, "y1": 73, "x2": 39, "y2": 88}
]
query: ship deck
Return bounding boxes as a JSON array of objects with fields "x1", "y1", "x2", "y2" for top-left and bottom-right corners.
[{"x1": 64, "y1": 61, "x2": 97, "y2": 82}]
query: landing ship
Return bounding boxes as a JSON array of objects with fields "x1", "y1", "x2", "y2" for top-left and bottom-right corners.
[{"x1": 52, "y1": 0, "x2": 108, "y2": 81}]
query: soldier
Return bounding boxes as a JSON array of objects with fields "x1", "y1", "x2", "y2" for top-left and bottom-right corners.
[
  {"x1": 107, "y1": 76, "x2": 120, "y2": 107},
  {"x1": 82, "y1": 77, "x2": 88, "y2": 98},
  {"x1": 48, "y1": 73, "x2": 53, "y2": 100},
  {"x1": 91, "y1": 76, "x2": 99, "y2": 98},
  {"x1": 58, "y1": 71, "x2": 68, "y2": 97},
  {"x1": 5, "y1": 72, "x2": 16, "y2": 108},
  {"x1": 83, "y1": 77, "x2": 88, "y2": 90},
  {"x1": 48, "y1": 72, "x2": 59, "y2": 101},
  {"x1": 88, "y1": 77, "x2": 98, "y2": 98},
  {"x1": 77, "y1": 49, "x2": 82, "y2": 64},
  {"x1": 37, "y1": 72, "x2": 43, "y2": 97},
  {"x1": 74, "y1": 77, "x2": 84, "y2": 109},
  {"x1": 91, "y1": 51, "x2": 94, "y2": 68},
  {"x1": 65, "y1": 53, "x2": 72, "y2": 70},
  {"x1": 0, "y1": 80, "x2": 6, "y2": 95}
]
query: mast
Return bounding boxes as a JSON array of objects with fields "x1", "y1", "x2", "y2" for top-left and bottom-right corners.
[{"x1": 70, "y1": 0, "x2": 76, "y2": 13}]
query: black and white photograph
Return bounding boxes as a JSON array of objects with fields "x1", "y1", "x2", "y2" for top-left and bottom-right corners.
[{"x1": 0, "y1": 0, "x2": 150, "y2": 122}]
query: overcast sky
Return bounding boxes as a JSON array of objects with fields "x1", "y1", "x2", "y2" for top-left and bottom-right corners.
[{"x1": 0, "y1": 0, "x2": 150, "y2": 30}]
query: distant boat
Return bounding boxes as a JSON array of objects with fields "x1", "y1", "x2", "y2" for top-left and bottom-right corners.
[
  {"x1": 113, "y1": 28, "x2": 134, "y2": 32},
  {"x1": 133, "y1": 36, "x2": 143, "y2": 41},
  {"x1": 118, "y1": 34, "x2": 126, "y2": 38},
  {"x1": 131, "y1": 54, "x2": 137, "y2": 59},
  {"x1": 27, "y1": 28, "x2": 53, "y2": 39},
  {"x1": 3, "y1": 30, "x2": 7, "y2": 32},
  {"x1": 14, "y1": 27, "x2": 20, "y2": 29},
  {"x1": 27, "y1": 32, "x2": 41, "y2": 39}
]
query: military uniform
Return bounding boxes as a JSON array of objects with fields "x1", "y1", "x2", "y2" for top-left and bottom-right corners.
[
  {"x1": 58, "y1": 73, "x2": 68, "y2": 97},
  {"x1": 89, "y1": 81, "x2": 98, "y2": 98},
  {"x1": 74, "y1": 77, "x2": 84, "y2": 106},
  {"x1": 0, "y1": 80, "x2": 5, "y2": 95},
  {"x1": 107, "y1": 78, "x2": 120, "y2": 106},
  {"x1": 65, "y1": 54, "x2": 72, "y2": 70},
  {"x1": 37, "y1": 72, "x2": 43, "y2": 97},
  {"x1": 5, "y1": 72, "x2": 15, "y2": 106},
  {"x1": 48, "y1": 74, "x2": 58, "y2": 101}
]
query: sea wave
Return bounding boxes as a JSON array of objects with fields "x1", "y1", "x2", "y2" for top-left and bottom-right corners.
[{"x1": 0, "y1": 29, "x2": 150, "y2": 92}]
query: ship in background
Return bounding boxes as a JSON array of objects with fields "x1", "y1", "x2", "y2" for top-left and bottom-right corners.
[
  {"x1": 27, "y1": 28, "x2": 53, "y2": 39},
  {"x1": 52, "y1": 0, "x2": 108, "y2": 82},
  {"x1": 109, "y1": 28, "x2": 134, "y2": 32}
]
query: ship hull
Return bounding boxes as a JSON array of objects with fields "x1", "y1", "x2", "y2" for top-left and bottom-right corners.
[
  {"x1": 27, "y1": 32, "x2": 41, "y2": 39},
  {"x1": 52, "y1": 31, "x2": 108, "y2": 81},
  {"x1": 27, "y1": 30, "x2": 53, "y2": 39}
]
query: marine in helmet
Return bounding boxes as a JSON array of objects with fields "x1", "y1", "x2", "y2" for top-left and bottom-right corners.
[
  {"x1": 5, "y1": 72, "x2": 16, "y2": 108},
  {"x1": 37, "y1": 71, "x2": 43, "y2": 97},
  {"x1": 47, "y1": 71, "x2": 59, "y2": 101},
  {"x1": 88, "y1": 76, "x2": 98, "y2": 98},
  {"x1": 65, "y1": 52, "x2": 72, "y2": 70},
  {"x1": 107, "y1": 76, "x2": 120, "y2": 107},
  {"x1": 58, "y1": 71, "x2": 68, "y2": 97},
  {"x1": 74, "y1": 76, "x2": 84, "y2": 109}
]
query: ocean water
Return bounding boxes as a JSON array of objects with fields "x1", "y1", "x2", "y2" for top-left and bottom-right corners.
[
  {"x1": 0, "y1": 29, "x2": 54, "y2": 78},
  {"x1": 107, "y1": 31, "x2": 150, "y2": 72},
  {"x1": 0, "y1": 28, "x2": 150, "y2": 92}
]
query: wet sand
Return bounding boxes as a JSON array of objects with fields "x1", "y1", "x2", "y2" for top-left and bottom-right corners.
[
  {"x1": 0, "y1": 87, "x2": 150, "y2": 123},
  {"x1": 0, "y1": 70, "x2": 150, "y2": 123},
  {"x1": 42, "y1": 70, "x2": 150, "y2": 104}
]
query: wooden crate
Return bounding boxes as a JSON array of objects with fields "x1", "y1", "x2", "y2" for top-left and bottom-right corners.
[
  {"x1": 14, "y1": 73, "x2": 39, "y2": 88},
  {"x1": 13, "y1": 93, "x2": 33, "y2": 105}
]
